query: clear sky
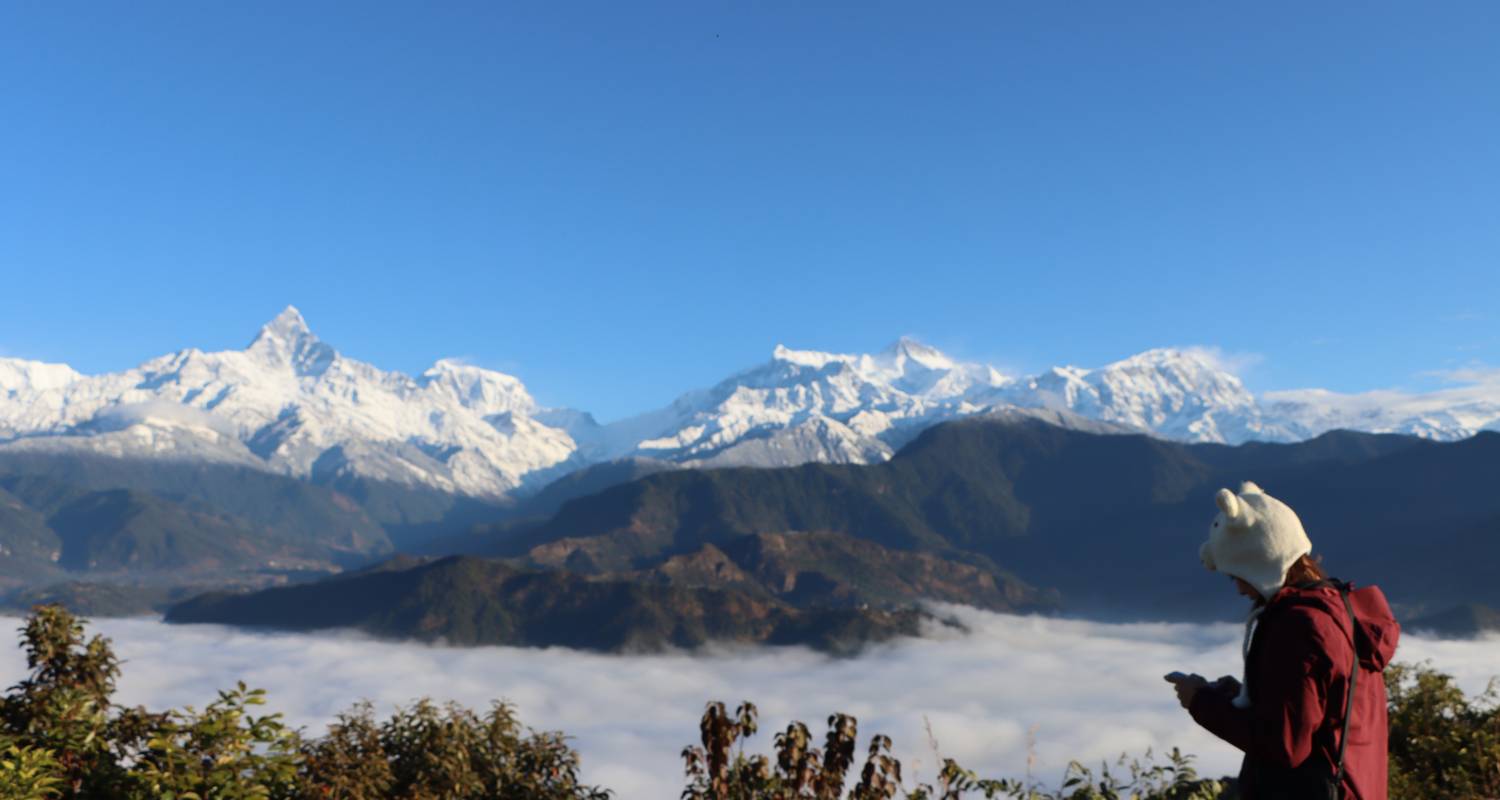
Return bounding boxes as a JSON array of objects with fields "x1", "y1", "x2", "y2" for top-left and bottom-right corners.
[{"x1": 2, "y1": 1, "x2": 1497, "y2": 421}]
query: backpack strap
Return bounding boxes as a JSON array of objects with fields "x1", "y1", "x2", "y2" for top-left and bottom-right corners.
[
  {"x1": 1289, "y1": 578, "x2": 1360, "y2": 798},
  {"x1": 1333, "y1": 583, "x2": 1359, "y2": 799}
]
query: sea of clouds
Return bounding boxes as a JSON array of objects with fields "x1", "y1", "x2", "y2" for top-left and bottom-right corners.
[{"x1": 1, "y1": 608, "x2": 1495, "y2": 799}]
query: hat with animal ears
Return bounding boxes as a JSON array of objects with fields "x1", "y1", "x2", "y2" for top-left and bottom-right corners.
[
  {"x1": 1199, "y1": 481, "x2": 1313, "y2": 603},
  {"x1": 1199, "y1": 481, "x2": 1314, "y2": 708}
]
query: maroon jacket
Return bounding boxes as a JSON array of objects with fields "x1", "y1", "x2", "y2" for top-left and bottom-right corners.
[{"x1": 1190, "y1": 582, "x2": 1400, "y2": 800}]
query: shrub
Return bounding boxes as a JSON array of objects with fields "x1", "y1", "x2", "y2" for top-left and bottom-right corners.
[
  {"x1": 680, "y1": 701, "x2": 1225, "y2": 799},
  {"x1": 126, "y1": 683, "x2": 301, "y2": 800},
  {"x1": 0, "y1": 604, "x2": 148, "y2": 797},
  {"x1": 0, "y1": 606, "x2": 608, "y2": 800},
  {"x1": 1386, "y1": 662, "x2": 1500, "y2": 799},
  {"x1": 0, "y1": 736, "x2": 64, "y2": 799}
]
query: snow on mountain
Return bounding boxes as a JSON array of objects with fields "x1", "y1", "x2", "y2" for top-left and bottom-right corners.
[
  {"x1": 592, "y1": 343, "x2": 1500, "y2": 468},
  {"x1": 3, "y1": 313, "x2": 1496, "y2": 498},
  {"x1": 0, "y1": 359, "x2": 81, "y2": 396},
  {"x1": 587, "y1": 342, "x2": 1261, "y2": 467},
  {"x1": 1261, "y1": 369, "x2": 1500, "y2": 441},
  {"x1": 0, "y1": 307, "x2": 575, "y2": 497},
  {"x1": 986, "y1": 348, "x2": 1278, "y2": 444},
  {"x1": 581, "y1": 338, "x2": 1013, "y2": 468}
]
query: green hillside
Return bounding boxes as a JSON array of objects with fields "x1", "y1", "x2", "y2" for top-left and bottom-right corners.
[{"x1": 167, "y1": 554, "x2": 939, "y2": 653}]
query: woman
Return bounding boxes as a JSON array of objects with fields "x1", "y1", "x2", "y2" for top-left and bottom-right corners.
[{"x1": 1166, "y1": 482, "x2": 1400, "y2": 800}]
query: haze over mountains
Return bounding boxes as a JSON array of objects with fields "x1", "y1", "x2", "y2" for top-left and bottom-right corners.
[{"x1": 2, "y1": 307, "x2": 1498, "y2": 501}]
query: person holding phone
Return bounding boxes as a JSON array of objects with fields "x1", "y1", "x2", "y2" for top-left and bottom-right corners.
[{"x1": 1165, "y1": 482, "x2": 1400, "y2": 800}]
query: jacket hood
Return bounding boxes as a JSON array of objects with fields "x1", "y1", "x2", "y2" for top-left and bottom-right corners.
[
  {"x1": 1347, "y1": 584, "x2": 1401, "y2": 670},
  {"x1": 1271, "y1": 582, "x2": 1401, "y2": 671}
]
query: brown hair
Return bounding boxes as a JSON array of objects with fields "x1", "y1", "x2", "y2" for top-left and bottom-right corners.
[
  {"x1": 1234, "y1": 555, "x2": 1331, "y2": 605},
  {"x1": 1284, "y1": 553, "x2": 1328, "y2": 586}
]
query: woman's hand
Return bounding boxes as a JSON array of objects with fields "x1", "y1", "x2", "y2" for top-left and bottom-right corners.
[
  {"x1": 1210, "y1": 675, "x2": 1241, "y2": 696},
  {"x1": 1164, "y1": 673, "x2": 1208, "y2": 709}
]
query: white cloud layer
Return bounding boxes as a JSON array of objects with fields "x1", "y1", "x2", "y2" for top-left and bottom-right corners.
[{"x1": 0, "y1": 609, "x2": 1495, "y2": 799}]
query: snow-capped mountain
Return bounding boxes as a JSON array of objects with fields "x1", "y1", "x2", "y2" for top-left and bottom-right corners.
[
  {"x1": 578, "y1": 343, "x2": 1271, "y2": 467},
  {"x1": 574, "y1": 344, "x2": 1500, "y2": 468},
  {"x1": 3, "y1": 309, "x2": 1496, "y2": 500},
  {"x1": 1262, "y1": 378, "x2": 1500, "y2": 441},
  {"x1": 984, "y1": 348, "x2": 1277, "y2": 444},
  {"x1": 0, "y1": 308, "x2": 575, "y2": 497},
  {"x1": 561, "y1": 338, "x2": 1011, "y2": 467}
]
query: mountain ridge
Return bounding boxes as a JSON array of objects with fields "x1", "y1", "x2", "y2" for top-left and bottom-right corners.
[
  {"x1": 438, "y1": 419, "x2": 1498, "y2": 622},
  {"x1": 4, "y1": 307, "x2": 1498, "y2": 499}
]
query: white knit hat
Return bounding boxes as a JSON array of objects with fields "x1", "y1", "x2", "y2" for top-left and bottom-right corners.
[
  {"x1": 1199, "y1": 481, "x2": 1312, "y2": 601},
  {"x1": 1198, "y1": 481, "x2": 1312, "y2": 708}
]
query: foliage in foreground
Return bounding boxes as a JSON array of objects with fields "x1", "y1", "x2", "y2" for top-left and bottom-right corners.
[
  {"x1": 680, "y1": 701, "x2": 1224, "y2": 800},
  {"x1": 677, "y1": 662, "x2": 1500, "y2": 800},
  {"x1": 1385, "y1": 662, "x2": 1500, "y2": 800},
  {"x1": 1, "y1": 606, "x2": 1497, "y2": 799},
  {"x1": 0, "y1": 605, "x2": 607, "y2": 799}
]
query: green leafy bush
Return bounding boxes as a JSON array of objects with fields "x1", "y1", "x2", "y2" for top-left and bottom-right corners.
[
  {"x1": 0, "y1": 605, "x2": 148, "y2": 797},
  {"x1": 1386, "y1": 662, "x2": 1500, "y2": 799},
  {"x1": 330, "y1": 698, "x2": 608, "y2": 800},
  {"x1": 0, "y1": 736, "x2": 63, "y2": 799},
  {"x1": 0, "y1": 606, "x2": 607, "y2": 800},
  {"x1": 680, "y1": 701, "x2": 1225, "y2": 800},
  {"x1": 127, "y1": 683, "x2": 300, "y2": 800}
]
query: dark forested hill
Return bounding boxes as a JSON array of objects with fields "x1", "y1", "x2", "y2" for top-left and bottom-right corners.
[
  {"x1": 630, "y1": 531, "x2": 1052, "y2": 612},
  {"x1": 0, "y1": 456, "x2": 393, "y2": 558},
  {"x1": 165, "y1": 554, "x2": 948, "y2": 654},
  {"x1": 432, "y1": 418, "x2": 1495, "y2": 622},
  {"x1": 0, "y1": 456, "x2": 399, "y2": 605}
]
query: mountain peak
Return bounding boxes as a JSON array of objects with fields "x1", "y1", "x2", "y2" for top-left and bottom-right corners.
[
  {"x1": 879, "y1": 337, "x2": 954, "y2": 370},
  {"x1": 245, "y1": 306, "x2": 335, "y2": 375},
  {"x1": 430, "y1": 357, "x2": 479, "y2": 373},
  {"x1": 0, "y1": 358, "x2": 83, "y2": 392},
  {"x1": 1108, "y1": 348, "x2": 1213, "y2": 371},
  {"x1": 770, "y1": 344, "x2": 841, "y2": 369},
  {"x1": 249, "y1": 306, "x2": 312, "y2": 345},
  {"x1": 420, "y1": 358, "x2": 535, "y2": 414}
]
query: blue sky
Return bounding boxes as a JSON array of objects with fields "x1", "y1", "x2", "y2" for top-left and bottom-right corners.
[{"x1": 2, "y1": 1, "x2": 1497, "y2": 420}]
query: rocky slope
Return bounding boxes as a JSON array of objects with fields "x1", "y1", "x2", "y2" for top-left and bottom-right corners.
[{"x1": 630, "y1": 531, "x2": 1053, "y2": 612}]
